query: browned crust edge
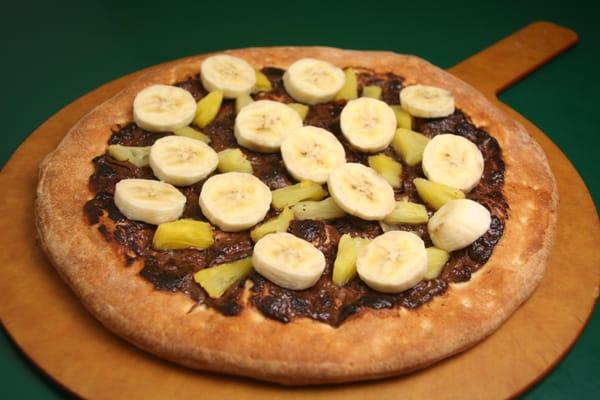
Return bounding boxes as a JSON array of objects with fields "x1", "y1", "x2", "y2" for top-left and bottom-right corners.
[{"x1": 35, "y1": 47, "x2": 558, "y2": 385}]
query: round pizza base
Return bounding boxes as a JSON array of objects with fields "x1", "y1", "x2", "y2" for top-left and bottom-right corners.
[{"x1": 35, "y1": 47, "x2": 558, "y2": 384}]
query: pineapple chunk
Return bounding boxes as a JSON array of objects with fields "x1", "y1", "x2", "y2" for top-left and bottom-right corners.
[
  {"x1": 287, "y1": 103, "x2": 309, "y2": 120},
  {"x1": 193, "y1": 90, "x2": 223, "y2": 128},
  {"x1": 332, "y1": 234, "x2": 371, "y2": 286},
  {"x1": 173, "y1": 126, "x2": 211, "y2": 143},
  {"x1": 335, "y1": 68, "x2": 358, "y2": 100},
  {"x1": 361, "y1": 85, "x2": 382, "y2": 99},
  {"x1": 250, "y1": 207, "x2": 294, "y2": 242},
  {"x1": 107, "y1": 144, "x2": 151, "y2": 167},
  {"x1": 194, "y1": 257, "x2": 253, "y2": 298},
  {"x1": 254, "y1": 70, "x2": 273, "y2": 92},
  {"x1": 291, "y1": 197, "x2": 346, "y2": 220},
  {"x1": 413, "y1": 178, "x2": 465, "y2": 209},
  {"x1": 152, "y1": 219, "x2": 214, "y2": 250},
  {"x1": 425, "y1": 247, "x2": 450, "y2": 280},
  {"x1": 383, "y1": 201, "x2": 429, "y2": 225},
  {"x1": 217, "y1": 148, "x2": 253, "y2": 174},
  {"x1": 271, "y1": 181, "x2": 328, "y2": 209},
  {"x1": 368, "y1": 154, "x2": 403, "y2": 188},
  {"x1": 235, "y1": 94, "x2": 254, "y2": 114},
  {"x1": 392, "y1": 128, "x2": 430, "y2": 166},
  {"x1": 390, "y1": 105, "x2": 413, "y2": 130}
]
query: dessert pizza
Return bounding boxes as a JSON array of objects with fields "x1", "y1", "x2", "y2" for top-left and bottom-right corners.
[{"x1": 35, "y1": 47, "x2": 557, "y2": 384}]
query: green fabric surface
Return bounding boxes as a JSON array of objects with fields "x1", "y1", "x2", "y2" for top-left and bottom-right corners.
[{"x1": 1, "y1": 0, "x2": 597, "y2": 398}]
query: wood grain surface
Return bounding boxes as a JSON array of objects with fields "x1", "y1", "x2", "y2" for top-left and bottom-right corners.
[{"x1": 0, "y1": 21, "x2": 598, "y2": 399}]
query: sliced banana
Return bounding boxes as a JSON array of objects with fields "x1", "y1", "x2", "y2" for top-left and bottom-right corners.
[
  {"x1": 234, "y1": 100, "x2": 303, "y2": 153},
  {"x1": 281, "y1": 126, "x2": 346, "y2": 183},
  {"x1": 428, "y1": 199, "x2": 491, "y2": 252},
  {"x1": 133, "y1": 84, "x2": 196, "y2": 132},
  {"x1": 252, "y1": 232, "x2": 326, "y2": 290},
  {"x1": 283, "y1": 58, "x2": 345, "y2": 105},
  {"x1": 200, "y1": 54, "x2": 256, "y2": 99},
  {"x1": 422, "y1": 133, "x2": 484, "y2": 192},
  {"x1": 400, "y1": 84, "x2": 455, "y2": 118},
  {"x1": 114, "y1": 179, "x2": 186, "y2": 225},
  {"x1": 199, "y1": 172, "x2": 271, "y2": 232},
  {"x1": 327, "y1": 163, "x2": 395, "y2": 220},
  {"x1": 357, "y1": 231, "x2": 427, "y2": 293},
  {"x1": 339, "y1": 97, "x2": 397, "y2": 153},
  {"x1": 149, "y1": 136, "x2": 218, "y2": 186}
]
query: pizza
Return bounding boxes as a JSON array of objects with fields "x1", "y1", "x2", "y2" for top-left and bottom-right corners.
[{"x1": 35, "y1": 47, "x2": 558, "y2": 385}]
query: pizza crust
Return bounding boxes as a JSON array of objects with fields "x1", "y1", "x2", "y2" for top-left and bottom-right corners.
[{"x1": 35, "y1": 47, "x2": 558, "y2": 384}]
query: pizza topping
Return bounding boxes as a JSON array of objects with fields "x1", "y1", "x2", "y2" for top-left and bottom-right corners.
[
  {"x1": 340, "y1": 97, "x2": 397, "y2": 153},
  {"x1": 392, "y1": 127, "x2": 430, "y2": 166},
  {"x1": 234, "y1": 99, "x2": 303, "y2": 153},
  {"x1": 283, "y1": 58, "x2": 346, "y2": 105},
  {"x1": 193, "y1": 90, "x2": 223, "y2": 128},
  {"x1": 327, "y1": 163, "x2": 395, "y2": 220},
  {"x1": 334, "y1": 68, "x2": 358, "y2": 101},
  {"x1": 107, "y1": 144, "x2": 151, "y2": 167},
  {"x1": 291, "y1": 197, "x2": 346, "y2": 221},
  {"x1": 390, "y1": 105, "x2": 413, "y2": 130},
  {"x1": 428, "y1": 199, "x2": 491, "y2": 252},
  {"x1": 367, "y1": 153, "x2": 403, "y2": 188},
  {"x1": 234, "y1": 93, "x2": 254, "y2": 114},
  {"x1": 271, "y1": 180, "x2": 327, "y2": 209},
  {"x1": 422, "y1": 133, "x2": 484, "y2": 192},
  {"x1": 399, "y1": 84, "x2": 455, "y2": 118},
  {"x1": 194, "y1": 256, "x2": 253, "y2": 298},
  {"x1": 253, "y1": 70, "x2": 273, "y2": 92},
  {"x1": 383, "y1": 200, "x2": 429, "y2": 225},
  {"x1": 287, "y1": 103, "x2": 309, "y2": 120},
  {"x1": 200, "y1": 54, "x2": 256, "y2": 99},
  {"x1": 280, "y1": 126, "x2": 346, "y2": 184},
  {"x1": 252, "y1": 232, "x2": 326, "y2": 290},
  {"x1": 114, "y1": 178, "x2": 186, "y2": 225},
  {"x1": 149, "y1": 136, "x2": 218, "y2": 186},
  {"x1": 133, "y1": 84, "x2": 197, "y2": 132},
  {"x1": 152, "y1": 219, "x2": 214, "y2": 250},
  {"x1": 172, "y1": 126, "x2": 211, "y2": 143},
  {"x1": 357, "y1": 231, "x2": 427, "y2": 293},
  {"x1": 362, "y1": 85, "x2": 382, "y2": 100},
  {"x1": 199, "y1": 172, "x2": 271, "y2": 232},
  {"x1": 216, "y1": 148, "x2": 253, "y2": 174},
  {"x1": 250, "y1": 207, "x2": 294, "y2": 242},
  {"x1": 332, "y1": 233, "x2": 370, "y2": 286},
  {"x1": 424, "y1": 247, "x2": 450, "y2": 280},
  {"x1": 413, "y1": 177, "x2": 465, "y2": 209}
]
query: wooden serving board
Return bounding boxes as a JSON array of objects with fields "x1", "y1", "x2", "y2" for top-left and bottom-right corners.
[{"x1": 1, "y1": 21, "x2": 598, "y2": 399}]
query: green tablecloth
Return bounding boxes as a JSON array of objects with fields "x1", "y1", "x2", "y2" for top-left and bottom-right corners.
[{"x1": 1, "y1": 0, "x2": 597, "y2": 398}]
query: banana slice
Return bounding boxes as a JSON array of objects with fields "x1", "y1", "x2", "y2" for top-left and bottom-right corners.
[
  {"x1": 149, "y1": 136, "x2": 218, "y2": 186},
  {"x1": 399, "y1": 84, "x2": 455, "y2": 118},
  {"x1": 283, "y1": 58, "x2": 345, "y2": 105},
  {"x1": 252, "y1": 232, "x2": 326, "y2": 290},
  {"x1": 327, "y1": 163, "x2": 395, "y2": 220},
  {"x1": 422, "y1": 134, "x2": 484, "y2": 192},
  {"x1": 357, "y1": 231, "x2": 427, "y2": 293},
  {"x1": 234, "y1": 100, "x2": 303, "y2": 153},
  {"x1": 200, "y1": 54, "x2": 256, "y2": 99},
  {"x1": 133, "y1": 84, "x2": 196, "y2": 132},
  {"x1": 114, "y1": 179, "x2": 186, "y2": 225},
  {"x1": 428, "y1": 199, "x2": 491, "y2": 252},
  {"x1": 199, "y1": 172, "x2": 271, "y2": 232},
  {"x1": 281, "y1": 126, "x2": 346, "y2": 183},
  {"x1": 340, "y1": 97, "x2": 396, "y2": 153}
]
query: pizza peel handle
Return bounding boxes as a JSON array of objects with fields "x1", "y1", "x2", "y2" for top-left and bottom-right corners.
[{"x1": 449, "y1": 21, "x2": 578, "y2": 96}]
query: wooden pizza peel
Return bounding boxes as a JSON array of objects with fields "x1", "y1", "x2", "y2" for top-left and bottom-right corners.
[{"x1": 0, "y1": 21, "x2": 598, "y2": 399}]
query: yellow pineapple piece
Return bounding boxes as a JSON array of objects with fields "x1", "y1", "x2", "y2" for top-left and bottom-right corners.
[
  {"x1": 254, "y1": 70, "x2": 273, "y2": 92},
  {"x1": 368, "y1": 154, "x2": 403, "y2": 188},
  {"x1": 362, "y1": 85, "x2": 382, "y2": 99},
  {"x1": 194, "y1": 257, "x2": 253, "y2": 298},
  {"x1": 287, "y1": 103, "x2": 309, "y2": 120},
  {"x1": 383, "y1": 200, "x2": 429, "y2": 225},
  {"x1": 271, "y1": 181, "x2": 328, "y2": 209},
  {"x1": 250, "y1": 207, "x2": 294, "y2": 242},
  {"x1": 334, "y1": 68, "x2": 358, "y2": 100},
  {"x1": 107, "y1": 144, "x2": 151, "y2": 167},
  {"x1": 291, "y1": 197, "x2": 346, "y2": 220},
  {"x1": 173, "y1": 126, "x2": 211, "y2": 143},
  {"x1": 235, "y1": 94, "x2": 254, "y2": 114},
  {"x1": 217, "y1": 148, "x2": 253, "y2": 174},
  {"x1": 152, "y1": 219, "x2": 214, "y2": 250},
  {"x1": 425, "y1": 247, "x2": 450, "y2": 280},
  {"x1": 390, "y1": 105, "x2": 413, "y2": 130},
  {"x1": 332, "y1": 234, "x2": 371, "y2": 286},
  {"x1": 413, "y1": 178, "x2": 465, "y2": 209},
  {"x1": 193, "y1": 90, "x2": 223, "y2": 128},
  {"x1": 392, "y1": 128, "x2": 430, "y2": 166}
]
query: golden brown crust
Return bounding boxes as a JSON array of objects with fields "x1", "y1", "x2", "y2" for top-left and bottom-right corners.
[{"x1": 35, "y1": 47, "x2": 558, "y2": 385}]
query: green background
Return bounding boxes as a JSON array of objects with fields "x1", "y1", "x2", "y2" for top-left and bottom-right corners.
[{"x1": 1, "y1": 0, "x2": 598, "y2": 398}]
